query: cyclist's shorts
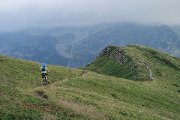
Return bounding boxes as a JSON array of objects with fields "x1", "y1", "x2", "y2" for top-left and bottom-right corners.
[{"x1": 41, "y1": 73, "x2": 47, "y2": 78}]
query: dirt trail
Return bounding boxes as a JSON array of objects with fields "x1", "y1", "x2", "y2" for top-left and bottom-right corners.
[
  {"x1": 59, "y1": 99, "x2": 108, "y2": 120},
  {"x1": 33, "y1": 70, "x2": 108, "y2": 119},
  {"x1": 138, "y1": 59, "x2": 154, "y2": 80},
  {"x1": 146, "y1": 65, "x2": 154, "y2": 80}
]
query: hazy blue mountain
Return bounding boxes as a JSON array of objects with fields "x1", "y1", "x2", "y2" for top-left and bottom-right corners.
[
  {"x1": 170, "y1": 26, "x2": 180, "y2": 57},
  {"x1": 0, "y1": 23, "x2": 179, "y2": 67},
  {"x1": 74, "y1": 24, "x2": 179, "y2": 67}
]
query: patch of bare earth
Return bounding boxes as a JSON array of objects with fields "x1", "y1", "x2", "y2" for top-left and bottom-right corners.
[
  {"x1": 24, "y1": 103, "x2": 84, "y2": 119},
  {"x1": 34, "y1": 90, "x2": 48, "y2": 99},
  {"x1": 59, "y1": 99, "x2": 108, "y2": 120},
  {"x1": 81, "y1": 71, "x2": 89, "y2": 78},
  {"x1": 24, "y1": 103, "x2": 57, "y2": 112},
  {"x1": 43, "y1": 113, "x2": 56, "y2": 120}
]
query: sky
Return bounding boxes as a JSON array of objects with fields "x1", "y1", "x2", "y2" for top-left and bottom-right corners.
[{"x1": 0, "y1": 0, "x2": 180, "y2": 32}]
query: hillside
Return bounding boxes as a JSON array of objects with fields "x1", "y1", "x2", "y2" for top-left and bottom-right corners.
[
  {"x1": 0, "y1": 23, "x2": 179, "y2": 67},
  {"x1": 0, "y1": 46, "x2": 180, "y2": 120},
  {"x1": 86, "y1": 45, "x2": 180, "y2": 81}
]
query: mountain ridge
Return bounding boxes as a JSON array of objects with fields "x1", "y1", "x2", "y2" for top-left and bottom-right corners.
[
  {"x1": 0, "y1": 23, "x2": 179, "y2": 67},
  {"x1": 86, "y1": 45, "x2": 180, "y2": 81}
]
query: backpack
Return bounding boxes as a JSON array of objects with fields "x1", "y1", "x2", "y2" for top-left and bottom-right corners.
[{"x1": 41, "y1": 63, "x2": 46, "y2": 71}]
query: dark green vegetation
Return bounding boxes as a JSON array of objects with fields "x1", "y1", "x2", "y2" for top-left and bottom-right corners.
[{"x1": 0, "y1": 45, "x2": 180, "y2": 120}]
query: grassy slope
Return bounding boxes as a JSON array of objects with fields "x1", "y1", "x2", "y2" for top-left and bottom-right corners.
[
  {"x1": 87, "y1": 45, "x2": 180, "y2": 80},
  {"x1": 0, "y1": 45, "x2": 180, "y2": 120},
  {"x1": 86, "y1": 46, "x2": 142, "y2": 80}
]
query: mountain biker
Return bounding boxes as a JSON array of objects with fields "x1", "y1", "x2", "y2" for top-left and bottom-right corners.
[{"x1": 40, "y1": 63, "x2": 49, "y2": 85}]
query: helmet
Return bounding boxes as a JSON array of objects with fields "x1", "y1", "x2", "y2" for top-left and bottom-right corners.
[{"x1": 41, "y1": 63, "x2": 46, "y2": 67}]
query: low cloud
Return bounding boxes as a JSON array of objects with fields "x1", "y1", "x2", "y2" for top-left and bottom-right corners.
[{"x1": 0, "y1": 0, "x2": 180, "y2": 31}]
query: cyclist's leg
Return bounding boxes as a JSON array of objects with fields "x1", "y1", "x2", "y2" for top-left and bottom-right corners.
[
  {"x1": 41, "y1": 73, "x2": 44, "y2": 83},
  {"x1": 44, "y1": 76, "x2": 47, "y2": 84},
  {"x1": 42, "y1": 73, "x2": 46, "y2": 85},
  {"x1": 45, "y1": 73, "x2": 48, "y2": 84}
]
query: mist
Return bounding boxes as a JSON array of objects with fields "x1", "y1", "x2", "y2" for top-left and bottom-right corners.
[{"x1": 0, "y1": 0, "x2": 180, "y2": 32}]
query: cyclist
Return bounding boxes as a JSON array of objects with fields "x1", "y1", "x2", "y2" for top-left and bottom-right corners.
[{"x1": 40, "y1": 63, "x2": 49, "y2": 85}]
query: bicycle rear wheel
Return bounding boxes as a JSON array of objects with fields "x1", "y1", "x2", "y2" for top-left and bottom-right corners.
[{"x1": 43, "y1": 77, "x2": 47, "y2": 85}]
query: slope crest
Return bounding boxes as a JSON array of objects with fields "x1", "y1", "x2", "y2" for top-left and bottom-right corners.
[{"x1": 86, "y1": 45, "x2": 180, "y2": 81}]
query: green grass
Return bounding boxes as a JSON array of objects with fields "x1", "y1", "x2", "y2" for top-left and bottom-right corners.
[
  {"x1": 0, "y1": 45, "x2": 180, "y2": 120},
  {"x1": 86, "y1": 46, "x2": 149, "y2": 80},
  {"x1": 87, "y1": 45, "x2": 180, "y2": 81}
]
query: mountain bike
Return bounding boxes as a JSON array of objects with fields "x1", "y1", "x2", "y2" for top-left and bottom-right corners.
[{"x1": 42, "y1": 73, "x2": 48, "y2": 85}]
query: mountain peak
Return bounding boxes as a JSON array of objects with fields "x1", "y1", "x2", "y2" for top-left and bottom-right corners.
[{"x1": 86, "y1": 45, "x2": 180, "y2": 81}]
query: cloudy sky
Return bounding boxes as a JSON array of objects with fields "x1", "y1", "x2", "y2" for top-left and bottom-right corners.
[{"x1": 0, "y1": 0, "x2": 180, "y2": 31}]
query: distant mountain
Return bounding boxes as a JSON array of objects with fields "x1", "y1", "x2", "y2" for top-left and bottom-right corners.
[
  {"x1": 170, "y1": 26, "x2": 180, "y2": 57},
  {"x1": 0, "y1": 23, "x2": 179, "y2": 67}
]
